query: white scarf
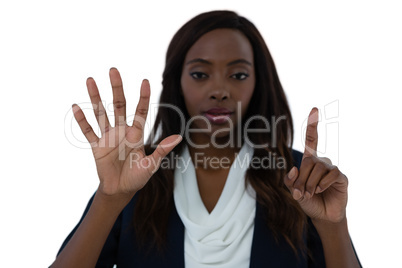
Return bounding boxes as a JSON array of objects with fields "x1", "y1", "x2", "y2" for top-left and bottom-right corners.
[{"x1": 174, "y1": 143, "x2": 256, "y2": 268}]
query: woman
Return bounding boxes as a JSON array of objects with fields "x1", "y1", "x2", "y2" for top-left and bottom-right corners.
[{"x1": 51, "y1": 11, "x2": 361, "y2": 267}]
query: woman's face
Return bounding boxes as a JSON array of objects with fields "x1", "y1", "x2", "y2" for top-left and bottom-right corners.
[{"x1": 181, "y1": 28, "x2": 256, "y2": 144}]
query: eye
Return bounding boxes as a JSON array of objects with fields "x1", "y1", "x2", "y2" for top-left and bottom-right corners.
[
  {"x1": 190, "y1": 72, "x2": 208, "y2": 80},
  {"x1": 231, "y1": 72, "x2": 249, "y2": 80}
]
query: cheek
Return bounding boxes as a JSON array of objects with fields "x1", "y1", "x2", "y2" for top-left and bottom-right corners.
[
  {"x1": 180, "y1": 74, "x2": 186, "y2": 96},
  {"x1": 181, "y1": 76, "x2": 192, "y2": 111},
  {"x1": 238, "y1": 84, "x2": 255, "y2": 115},
  {"x1": 181, "y1": 89, "x2": 202, "y2": 116},
  {"x1": 183, "y1": 94, "x2": 196, "y2": 114},
  {"x1": 181, "y1": 76, "x2": 205, "y2": 114}
]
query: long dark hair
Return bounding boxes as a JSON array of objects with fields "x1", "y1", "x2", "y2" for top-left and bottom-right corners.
[{"x1": 133, "y1": 10, "x2": 306, "y2": 255}]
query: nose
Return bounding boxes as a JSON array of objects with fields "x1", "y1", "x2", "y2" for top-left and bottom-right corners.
[
  {"x1": 208, "y1": 80, "x2": 230, "y2": 101},
  {"x1": 209, "y1": 90, "x2": 229, "y2": 101}
]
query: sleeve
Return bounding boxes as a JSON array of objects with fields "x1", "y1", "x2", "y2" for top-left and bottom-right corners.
[{"x1": 55, "y1": 193, "x2": 121, "y2": 268}]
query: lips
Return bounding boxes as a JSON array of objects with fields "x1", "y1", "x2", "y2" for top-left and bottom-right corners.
[{"x1": 203, "y1": 107, "x2": 234, "y2": 124}]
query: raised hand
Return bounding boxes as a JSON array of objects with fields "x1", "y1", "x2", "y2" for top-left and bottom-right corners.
[
  {"x1": 72, "y1": 68, "x2": 182, "y2": 198},
  {"x1": 284, "y1": 108, "x2": 348, "y2": 223}
]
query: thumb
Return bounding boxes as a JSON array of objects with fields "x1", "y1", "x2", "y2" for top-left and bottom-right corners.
[{"x1": 147, "y1": 134, "x2": 183, "y2": 174}]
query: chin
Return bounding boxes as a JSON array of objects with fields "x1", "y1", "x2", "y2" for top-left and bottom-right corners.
[{"x1": 208, "y1": 126, "x2": 236, "y2": 145}]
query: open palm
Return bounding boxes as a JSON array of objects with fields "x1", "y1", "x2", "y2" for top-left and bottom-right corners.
[{"x1": 72, "y1": 68, "x2": 181, "y2": 196}]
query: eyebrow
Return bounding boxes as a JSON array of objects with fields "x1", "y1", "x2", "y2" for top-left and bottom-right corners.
[{"x1": 185, "y1": 58, "x2": 252, "y2": 66}]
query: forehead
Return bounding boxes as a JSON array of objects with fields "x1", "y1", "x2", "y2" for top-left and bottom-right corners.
[{"x1": 184, "y1": 28, "x2": 254, "y2": 63}]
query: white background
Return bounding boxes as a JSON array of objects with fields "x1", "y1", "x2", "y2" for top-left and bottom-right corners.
[{"x1": 1, "y1": 0, "x2": 401, "y2": 267}]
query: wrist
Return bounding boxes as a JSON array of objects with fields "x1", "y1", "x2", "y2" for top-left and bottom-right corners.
[
  {"x1": 94, "y1": 189, "x2": 135, "y2": 215},
  {"x1": 312, "y1": 216, "x2": 348, "y2": 238}
]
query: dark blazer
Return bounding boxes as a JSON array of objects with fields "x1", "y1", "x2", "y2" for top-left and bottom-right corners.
[{"x1": 57, "y1": 150, "x2": 328, "y2": 267}]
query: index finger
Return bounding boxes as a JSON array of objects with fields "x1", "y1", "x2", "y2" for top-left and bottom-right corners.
[{"x1": 303, "y1": 107, "x2": 319, "y2": 159}]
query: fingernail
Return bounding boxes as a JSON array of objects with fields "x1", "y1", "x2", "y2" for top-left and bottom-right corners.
[
  {"x1": 293, "y1": 189, "x2": 302, "y2": 200},
  {"x1": 315, "y1": 186, "x2": 323, "y2": 194},
  {"x1": 72, "y1": 104, "x2": 79, "y2": 113},
  {"x1": 288, "y1": 167, "x2": 296, "y2": 180},
  {"x1": 176, "y1": 135, "x2": 183, "y2": 143},
  {"x1": 305, "y1": 191, "x2": 312, "y2": 199}
]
